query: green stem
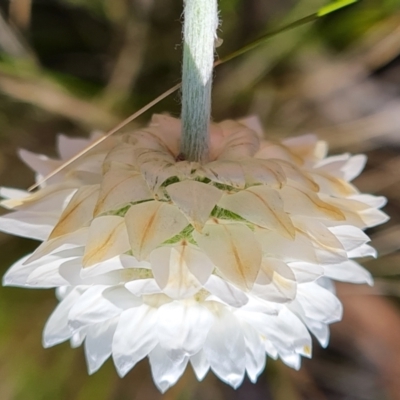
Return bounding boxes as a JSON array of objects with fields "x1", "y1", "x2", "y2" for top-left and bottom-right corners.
[{"x1": 180, "y1": 0, "x2": 218, "y2": 163}]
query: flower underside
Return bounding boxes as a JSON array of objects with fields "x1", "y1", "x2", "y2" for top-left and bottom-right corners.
[{"x1": 0, "y1": 114, "x2": 388, "y2": 392}]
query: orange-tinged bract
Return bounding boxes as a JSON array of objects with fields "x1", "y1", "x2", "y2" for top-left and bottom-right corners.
[{"x1": 0, "y1": 115, "x2": 388, "y2": 392}]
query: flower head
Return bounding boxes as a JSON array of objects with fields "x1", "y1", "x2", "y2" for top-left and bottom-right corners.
[{"x1": 0, "y1": 115, "x2": 388, "y2": 392}]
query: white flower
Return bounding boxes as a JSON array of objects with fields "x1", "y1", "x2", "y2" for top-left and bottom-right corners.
[{"x1": 0, "y1": 115, "x2": 388, "y2": 392}]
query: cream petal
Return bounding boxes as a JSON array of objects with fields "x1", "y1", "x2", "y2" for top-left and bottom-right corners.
[
  {"x1": 157, "y1": 301, "x2": 214, "y2": 362},
  {"x1": 256, "y1": 227, "x2": 325, "y2": 264},
  {"x1": 218, "y1": 186, "x2": 295, "y2": 239},
  {"x1": 252, "y1": 259, "x2": 297, "y2": 303},
  {"x1": 50, "y1": 185, "x2": 100, "y2": 239},
  {"x1": 125, "y1": 201, "x2": 188, "y2": 260},
  {"x1": 279, "y1": 186, "x2": 345, "y2": 221},
  {"x1": 309, "y1": 172, "x2": 358, "y2": 197},
  {"x1": 82, "y1": 216, "x2": 130, "y2": 267},
  {"x1": 94, "y1": 167, "x2": 152, "y2": 215},
  {"x1": 81, "y1": 254, "x2": 148, "y2": 278},
  {"x1": 282, "y1": 134, "x2": 324, "y2": 161},
  {"x1": 43, "y1": 287, "x2": 84, "y2": 347},
  {"x1": 103, "y1": 143, "x2": 137, "y2": 172},
  {"x1": 149, "y1": 345, "x2": 189, "y2": 394},
  {"x1": 190, "y1": 351, "x2": 210, "y2": 381},
  {"x1": 193, "y1": 222, "x2": 262, "y2": 290},
  {"x1": 240, "y1": 159, "x2": 286, "y2": 188},
  {"x1": 293, "y1": 218, "x2": 347, "y2": 264},
  {"x1": 112, "y1": 305, "x2": 158, "y2": 377},
  {"x1": 27, "y1": 228, "x2": 88, "y2": 263},
  {"x1": 203, "y1": 305, "x2": 246, "y2": 389},
  {"x1": 349, "y1": 194, "x2": 387, "y2": 208},
  {"x1": 84, "y1": 318, "x2": 117, "y2": 374},
  {"x1": 216, "y1": 121, "x2": 260, "y2": 160},
  {"x1": 199, "y1": 160, "x2": 246, "y2": 188},
  {"x1": 166, "y1": 180, "x2": 222, "y2": 231},
  {"x1": 150, "y1": 244, "x2": 209, "y2": 299},
  {"x1": 273, "y1": 159, "x2": 319, "y2": 192},
  {"x1": 140, "y1": 160, "x2": 180, "y2": 193}
]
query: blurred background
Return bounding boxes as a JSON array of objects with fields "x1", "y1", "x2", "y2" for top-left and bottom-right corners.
[{"x1": 0, "y1": 0, "x2": 400, "y2": 399}]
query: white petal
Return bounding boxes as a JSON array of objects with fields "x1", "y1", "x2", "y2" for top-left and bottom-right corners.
[
  {"x1": 323, "y1": 260, "x2": 373, "y2": 285},
  {"x1": 125, "y1": 279, "x2": 161, "y2": 296},
  {"x1": 18, "y1": 149, "x2": 59, "y2": 176},
  {"x1": 43, "y1": 288, "x2": 84, "y2": 347},
  {"x1": 26, "y1": 260, "x2": 70, "y2": 287},
  {"x1": 166, "y1": 180, "x2": 222, "y2": 231},
  {"x1": 296, "y1": 283, "x2": 342, "y2": 324},
  {"x1": 279, "y1": 352, "x2": 301, "y2": 370},
  {"x1": 112, "y1": 305, "x2": 158, "y2": 377},
  {"x1": 288, "y1": 262, "x2": 324, "y2": 283},
  {"x1": 82, "y1": 216, "x2": 130, "y2": 267},
  {"x1": 203, "y1": 275, "x2": 248, "y2": 307},
  {"x1": 342, "y1": 154, "x2": 367, "y2": 181},
  {"x1": 85, "y1": 318, "x2": 117, "y2": 374},
  {"x1": 203, "y1": 305, "x2": 246, "y2": 388},
  {"x1": 0, "y1": 211, "x2": 55, "y2": 240},
  {"x1": 241, "y1": 321, "x2": 266, "y2": 383},
  {"x1": 3, "y1": 254, "x2": 40, "y2": 287},
  {"x1": 194, "y1": 222, "x2": 261, "y2": 290},
  {"x1": 125, "y1": 201, "x2": 188, "y2": 260},
  {"x1": 347, "y1": 244, "x2": 377, "y2": 258},
  {"x1": 190, "y1": 351, "x2": 210, "y2": 381},
  {"x1": 57, "y1": 134, "x2": 95, "y2": 160},
  {"x1": 328, "y1": 225, "x2": 370, "y2": 251},
  {"x1": 0, "y1": 187, "x2": 29, "y2": 201},
  {"x1": 68, "y1": 285, "x2": 136, "y2": 330},
  {"x1": 157, "y1": 301, "x2": 214, "y2": 362},
  {"x1": 149, "y1": 345, "x2": 189, "y2": 393}
]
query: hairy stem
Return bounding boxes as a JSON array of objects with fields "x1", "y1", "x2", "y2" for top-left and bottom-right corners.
[{"x1": 180, "y1": 0, "x2": 218, "y2": 163}]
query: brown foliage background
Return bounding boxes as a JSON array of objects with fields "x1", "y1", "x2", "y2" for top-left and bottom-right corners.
[{"x1": 0, "y1": 0, "x2": 400, "y2": 399}]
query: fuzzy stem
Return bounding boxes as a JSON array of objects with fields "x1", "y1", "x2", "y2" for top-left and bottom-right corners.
[{"x1": 180, "y1": 0, "x2": 218, "y2": 163}]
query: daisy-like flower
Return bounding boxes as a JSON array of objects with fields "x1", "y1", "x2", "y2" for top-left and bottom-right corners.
[{"x1": 0, "y1": 114, "x2": 388, "y2": 392}]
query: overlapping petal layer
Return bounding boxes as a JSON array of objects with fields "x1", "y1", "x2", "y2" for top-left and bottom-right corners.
[{"x1": 0, "y1": 115, "x2": 388, "y2": 392}]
